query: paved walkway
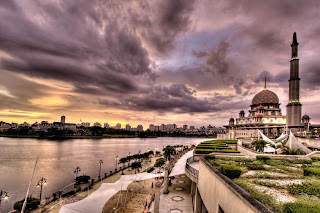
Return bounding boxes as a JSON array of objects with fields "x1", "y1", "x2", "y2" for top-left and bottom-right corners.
[{"x1": 149, "y1": 174, "x2": 193, "y2": 213}]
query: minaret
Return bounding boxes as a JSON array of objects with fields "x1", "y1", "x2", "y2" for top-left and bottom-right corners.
[{"x1": 286, "y1": 32, "x2": 302, "y2": 128}]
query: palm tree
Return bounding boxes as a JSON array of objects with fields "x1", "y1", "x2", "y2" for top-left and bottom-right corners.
[{"x1": 251, "y1": 139, "x2": 268, "y2": 153}]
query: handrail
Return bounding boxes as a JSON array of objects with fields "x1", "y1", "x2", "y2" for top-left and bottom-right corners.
[{"x1": 185, "y1": 156, "x2": 199, "y2": 178}]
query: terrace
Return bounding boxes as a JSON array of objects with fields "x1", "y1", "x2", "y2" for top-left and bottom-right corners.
[{"x1": 186, "y1": 142, "x2": 320, "y2": 213}]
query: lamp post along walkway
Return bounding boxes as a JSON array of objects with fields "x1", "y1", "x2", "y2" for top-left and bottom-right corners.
[
  {"x1": 98, "y1": 160, "x2": 103, "y2": 181},
  {"x1": 37, "y1": 177, "x2": 47, "y2": 202}
]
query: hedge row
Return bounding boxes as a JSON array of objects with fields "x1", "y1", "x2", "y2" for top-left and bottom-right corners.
[
  {"x1": 195, "y1": 149, "x2": 240, "y2": 154},
  {"x1": 311, "y1": 157, "x2": 320, "y2": 162},
  {"x1": 283, "y1": 202, "x2": 320, "y2": 213},
  {"x1": 219, "y1": 164, "x2": 242, "y2": 179},
  {"x1": 204, "y1": 154, "x2": 216, "y2": 160},
  {"x1": 303, "y1": 167, "x2": 320, "y2": 177},
  {"x1": 288, "y1": 181, "x2": 320, "y2": 196}
]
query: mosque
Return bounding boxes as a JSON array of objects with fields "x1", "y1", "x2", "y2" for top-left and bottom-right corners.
[{"x1": 221, "y1": 33, "x2": 317, "y2": 139}]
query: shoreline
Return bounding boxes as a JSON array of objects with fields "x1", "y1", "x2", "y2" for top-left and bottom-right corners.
[{"x1": 0, "y1": 134, "x2": 216, "y2": 140}]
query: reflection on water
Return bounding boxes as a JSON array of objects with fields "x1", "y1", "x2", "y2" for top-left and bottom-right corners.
[{"x1": 0, "y1": 137, "x2": 208, "y2": 212}]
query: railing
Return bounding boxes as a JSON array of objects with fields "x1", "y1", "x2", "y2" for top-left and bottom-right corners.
[{"x1": 185, "y1": 156, "x2": 199, "y2": 178}]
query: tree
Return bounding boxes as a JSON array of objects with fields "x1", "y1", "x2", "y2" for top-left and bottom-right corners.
[
  {"x1": 14, "y1": 197, "x2": 40, "y2": 211},
  {"x1": 154, "y1": 158, "x2": 165, "y2": 168},
  {"x1": 119, "y1": 157, "x2": 128, "y2": 169},
  {"x1": 133, "y1": 154, "x2": 140, "y2": 162},
  {"x1": 251, "y1": 139, "x2": 268, "y2": 153},
  {"x1": 163, "y1": 146, "x2": 176, "y2": 160},
  {"x1": 281, "y1": 146, "x2": 306, "y2": 155},
  {"x1": 131, "y1": 161, "x2": 142, "y2": 174}
]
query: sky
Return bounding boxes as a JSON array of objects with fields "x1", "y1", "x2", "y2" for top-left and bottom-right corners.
[{"x1": 0, "y1": 0, "x2": 320, "y2": 128}]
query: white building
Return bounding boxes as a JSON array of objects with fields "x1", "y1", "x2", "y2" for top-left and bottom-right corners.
[
  {"x1": 104, "y1": 123, "x2": 110, "y2": 128},
  {"x1": 115, "y1": 123, "x2": 121, "y2": 129},
  {"x1": 125, "y1": 124, "x2": 131, "y2": 131},
  {"x1": 149, "y1": 124, "x2": 155, "y2": 131},
  {"x1": 137, "y1": 124, "x2": 143, "y2": 132},
  {"x1": 94, "y1": 122, "x2": 102, "y2": 127}
]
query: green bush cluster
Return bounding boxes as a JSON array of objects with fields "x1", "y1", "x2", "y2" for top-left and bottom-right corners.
[
  {"x1": 247, "y1": 161, "x2": 264, "y2": 170},
  {"x1": 283, "y1": 202, "x2": 320, "y2": 213},
  {"x1": 256, "y1": 155, "x2": 271, "y2": 162},
  {"x1": 291, "y1": 159, "x2": 312, "y2": 164},
  {"x1": 311, "y1": 157, "x2": 320, "y2": 162},
  {"x1": 288, "y1": 181, "x2": 320, "y2": 196},
  {"x1": 204, "y1": 154, "x2": 216, "y2": 160},
  {"x1": 146, "y1": 166, "x2": 154, "y2": 173},
  {"x1": 303, "y1": 167, "x2": 320, "y2": 177},
  {"x1": 14, "y1": 197, "x2": 40, "y2": 211},
  {"x1": 219, "y1": 164, "x2": 242, "y2": 179}
]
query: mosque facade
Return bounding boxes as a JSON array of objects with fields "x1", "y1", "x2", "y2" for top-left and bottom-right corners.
[{"x1": 220, "y1": 33, "x2": 314, "y2": 139}]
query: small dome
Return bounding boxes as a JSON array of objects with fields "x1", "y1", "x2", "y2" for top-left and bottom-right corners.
[
  {"x1": 255, "y1": 113, "x2": 262, "y2": 117},
  {"x1": 258, "y1": 105, "x2": 264, "y2": 110},
  {"x1": 252, "y1": 89, "x2": 279, "y2": 106},
  {"x1": 240, "y1": 110, "x2": 244, "y2": 113},
  {"x1": 302, "y1": 114, "x2": 310, "y2": 119},
  {"x1": 229, "y1": 118, "x2": 234, "y2": 121}
]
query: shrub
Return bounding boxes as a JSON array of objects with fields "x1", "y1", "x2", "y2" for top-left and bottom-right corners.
[
  {"x1": 219, "y1": 164, "x2": 242, "y2": 179},
  {"x1": 204, "y1": 154, "x2": 216, "y2": 160},
  {"x1": 256, "y1": 155, "x2": 271, "y2": 162},
  {"x1": 247, "y1": 161, "x2": 264, "y2": 170},
  {"x1": 288, "y1": 181, "x2": 320, "y2": 196},
  {"x1": 13, "y1": 197, "x2": 40, "y2": 211},
  {"x1": 146, "y1": 167, "x2": 154, "y2": 173},
  {"x1": 303, "y1": 167, "x2": 320, "y2": 177},
  {"x1": 76, "y1": 175, "x2": 90, "y2": 184},
  {"x1": 283, "y1": 202, "x2": 320, "y2": 213},
  {"x1": 291, "y1": 159, "x2": 312, "y2": 164},
  {"x1": 311, "y1": 157, "x2": 320, "y2": 162},
  {"x1": 195, "y1": 149, "x2": 240, "y2": 154}
]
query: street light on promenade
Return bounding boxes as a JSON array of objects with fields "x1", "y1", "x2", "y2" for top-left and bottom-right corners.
[
  {"x1": 115, "y1": 155, "x2": 119, "y2": 171},
  {"x1": 0, "y1": 190, "x2": 9, "y2": 202},
  {"x1": 74, "y1": 167, "x2": 81, "y2": 180},
  {"x1": 36, "y1": 177, "x2": 47, "y2": 202},
  {"x1": 98, "y1": 160, "x2": 103, "y2": 181}
]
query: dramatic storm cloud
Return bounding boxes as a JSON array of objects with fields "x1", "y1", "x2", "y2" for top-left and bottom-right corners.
[{"x1": 0, "y1": 0, "x2": 320, "y2": 127}]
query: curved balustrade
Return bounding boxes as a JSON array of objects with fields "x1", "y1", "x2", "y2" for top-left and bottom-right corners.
[{"x1": 185, "y1": 156, "x2": 199, "y2": 179}]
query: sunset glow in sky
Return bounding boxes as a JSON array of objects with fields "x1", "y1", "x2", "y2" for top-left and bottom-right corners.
[{"x1": 0, "y1": 0, "x2": 320, "y2": 127}]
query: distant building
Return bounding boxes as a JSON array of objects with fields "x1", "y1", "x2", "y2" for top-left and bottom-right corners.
[
  {"x1": 125, "y1": 124, "x2": 131, "y2": 131},
  {"x1": 183, "y1": 125, "x2": 188, "y2": 130},
  {"x1": 81, "y1": 122, "x2": 90, "y2": 128},
  {"x1": 149, "y1": 124, "x2": 155, "y2": 131},
  {"x1": 137, "y1": 124, "x2": 143, "y2": 132},
  {"x1": 160, "y1": 124, "x2": 166, "y2": 132},
  {"x1": 94, "y1": 122, "x2": 102, "y2": 127},
  {"x1": 190, "y1": 126, "x2": 195, "y2": 130},
  {"x1": 104, "y1": 123, "x2": 109, "y2": 128},
  {"x1": 115, "y1": 123, "x2": 121, "y2": 129},
  {"x1": 154, "y1": 126, "x2": 160, "y2": 131},
  {"x1": 61, "y1": 115, "x2": 66, "y2": 124}
]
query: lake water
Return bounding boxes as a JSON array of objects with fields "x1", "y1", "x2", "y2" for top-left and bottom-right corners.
[{"x1": 0, "y1": 137, "x2": 209, "y2": 212}]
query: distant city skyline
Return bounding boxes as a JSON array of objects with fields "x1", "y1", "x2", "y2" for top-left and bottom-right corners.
[{"x1": 0, "y1": 1, "x2": 320, "y2": 127}]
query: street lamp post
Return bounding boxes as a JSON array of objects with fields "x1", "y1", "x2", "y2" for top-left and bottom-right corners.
[
  {"x1": 74, "y1": 167, "x2": 81, "y2": 180},
  {"x1": 0, "y1": 190, "x2": 9, "y2": 203},
  {"x1": 36, "y1": 177, "x2": 47, "y2": 202},
  {"x1": 115, "y1": 155, "x2": 118, "y2": 171},
  {"x1": 128, "y1": 152, "x2": 131, "y2": 171},
  {"x1": 98, "y1": 160, "x2": 103, "y2": 181}
]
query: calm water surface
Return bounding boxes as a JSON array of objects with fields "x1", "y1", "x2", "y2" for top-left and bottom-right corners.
[{"x1": 0, "y1": 137, "x2": 209, "y2": 212}]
